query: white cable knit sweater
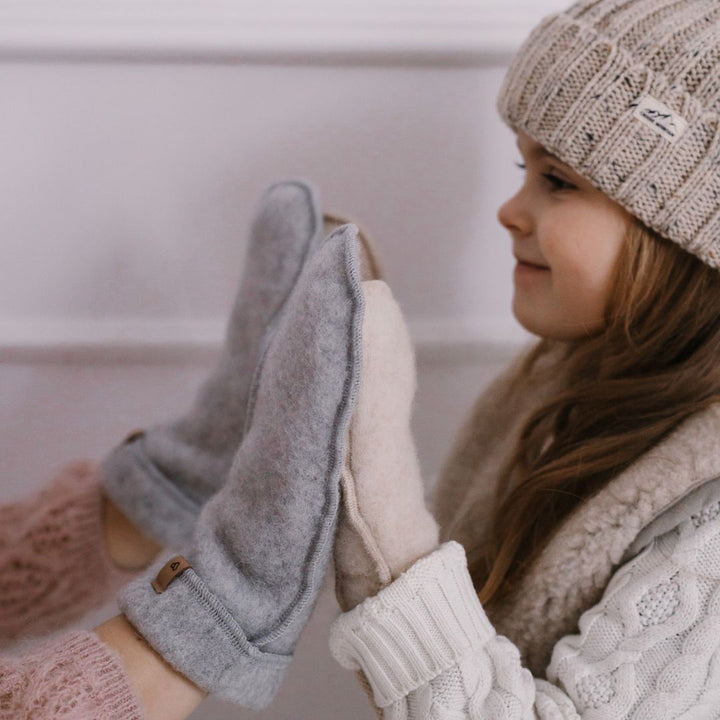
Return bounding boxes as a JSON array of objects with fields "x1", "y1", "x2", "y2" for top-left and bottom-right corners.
[
  {"x1": 329, "y1": 344, "x2": 720, "y2": 718},
  {"x1": 330, "y1": 494, "x2": 720, "y2": 717}
]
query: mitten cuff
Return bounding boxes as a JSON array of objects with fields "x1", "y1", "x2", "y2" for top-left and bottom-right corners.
[
  {"x1": 328, "y1": 541, "x2": 496, "y2": 707},
  {"x1": 101, "y1": 434, "x2": 201, "y2": 549},
  {"x1": 119, "y1": 558, "x2": 292, "y2": 709}
]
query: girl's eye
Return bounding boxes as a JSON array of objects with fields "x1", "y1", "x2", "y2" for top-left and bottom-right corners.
[
  {"x1": 513, "y1": 160, "x2": 575, "y2": 191},
  {"x1": 542, "y1": 173, "x2": 575, "y2": 191}
]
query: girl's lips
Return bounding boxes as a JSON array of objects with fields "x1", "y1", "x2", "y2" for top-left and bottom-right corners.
[
  {"x1": 513, "y1": 253, "x2": 549, "y2": 270},
  {"x1": 515, "y1": 260, "x2": 549, "y2": 270}
]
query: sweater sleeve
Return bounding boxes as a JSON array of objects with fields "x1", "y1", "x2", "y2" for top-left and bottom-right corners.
[
  {"x1": 0, "y1": 461, "x2": 140, "y2": 643},
  {"x1": 329, "y1": 496, "x2": 720, "y2": 719},
  {"x1": 0, "y1": 630, "x2": 144, "y2": 719}
]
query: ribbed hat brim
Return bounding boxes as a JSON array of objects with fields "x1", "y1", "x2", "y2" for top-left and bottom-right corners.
[{"x1": 496, "y1": 2, "x2": 720, "y2": 269}]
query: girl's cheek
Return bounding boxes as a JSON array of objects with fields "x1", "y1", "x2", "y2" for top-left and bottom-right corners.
[{"x1": 537, "y1": 227, "x2": 566, "y2": 263}]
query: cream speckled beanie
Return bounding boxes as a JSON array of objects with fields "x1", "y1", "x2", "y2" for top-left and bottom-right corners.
[{"x1": 496, "y1": 0, "x2": 720, "y2": 269}]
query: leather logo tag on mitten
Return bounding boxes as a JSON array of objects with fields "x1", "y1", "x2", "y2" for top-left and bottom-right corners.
[{"x1": 151, "y1": 556, "x2": 192, "y2": 593}]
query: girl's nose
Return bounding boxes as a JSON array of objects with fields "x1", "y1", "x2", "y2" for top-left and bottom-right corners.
[{"x1": 497, "y1": 190, "x2": 531, "y2": 236}]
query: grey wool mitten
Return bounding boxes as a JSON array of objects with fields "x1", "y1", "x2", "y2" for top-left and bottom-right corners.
[
  {"x1": 100, "y1": 179, "x2": 325, "y2": 548},
  {"x1": 118, "y1": 224, "x2": 364, "y2": 708}
]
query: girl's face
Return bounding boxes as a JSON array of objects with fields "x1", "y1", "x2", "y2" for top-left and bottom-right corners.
[{"x1": 497, "y1": 131, "x2": 633, "y2": 340}]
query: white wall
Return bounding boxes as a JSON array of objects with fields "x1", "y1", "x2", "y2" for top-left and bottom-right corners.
[{"x1": 0, "y1": 2, "x2": 569, "y2": 717}]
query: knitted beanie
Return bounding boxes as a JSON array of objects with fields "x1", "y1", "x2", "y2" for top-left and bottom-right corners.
[{"x1": 496, "y1": 0, "x2": 720, "y2": 270}]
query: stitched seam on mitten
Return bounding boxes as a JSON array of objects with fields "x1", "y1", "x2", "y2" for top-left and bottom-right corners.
[
  {"x1": 254, "y1": 231, "x2": 365, "y2": 648},
  {"x1": 340, "y1": 463, "x2": 393, "y2": 585},
  {"x1": 179, "y1": 570, "x2": 292, "y2": 666}
]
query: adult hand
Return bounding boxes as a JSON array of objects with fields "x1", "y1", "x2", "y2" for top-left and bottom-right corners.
[{"x1": 117, "y1": 226, "x2": 366, "y2": 709}]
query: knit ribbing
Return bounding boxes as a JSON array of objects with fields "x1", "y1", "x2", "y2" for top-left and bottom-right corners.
[
  {"x1": 496, "y1": 0, "x2": 720, "y2": 269},
  {"x1": 329, "y1": 541, "x2": 495, "y2": 708},
  {"x1": 330, "y1": 490, "x2": 720, "y2": 718}
]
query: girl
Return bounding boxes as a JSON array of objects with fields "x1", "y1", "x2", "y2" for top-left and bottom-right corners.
[
  {"x1": 328, "y1": 0, "x2": 720, "y2": 717},
  {"x1": 3, "y1": 1, "x2": 720, "y2": 719}
]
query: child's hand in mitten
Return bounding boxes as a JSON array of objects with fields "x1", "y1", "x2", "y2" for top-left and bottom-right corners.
[{"x1": 333, "y1": 280, "x2": 440, "y2": 613}]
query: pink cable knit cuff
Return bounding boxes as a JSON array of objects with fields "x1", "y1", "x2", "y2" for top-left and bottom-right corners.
[
  {"x1": 0, "y1": 630, "x2": 144, "y2": 719},
  {"x1": 0, "y1": 460, "x2": 140, "y2": 642}
]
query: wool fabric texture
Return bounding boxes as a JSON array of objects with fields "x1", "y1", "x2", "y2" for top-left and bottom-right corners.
[
  {"x1": 0, "y1": 467, "x2": 143, "y2": 718},
  {"x1": 0, "y1": 631, "x2": 144, "y2": 720},
  {"x1": 120, "y1": 226, "x2": 365, "y2": 708},
  {"x1": 101, "y1": 178, "x2": 325, "y2": 548},
  {"x1": 496, "y1": 0, "x2": 720, "y2": 269},
  {"x1": 333, "y1": 279, "x2": 439, "y2": 614},
  {"x1": 0, "y1": 461, "x2": 139, "y2": 644}
]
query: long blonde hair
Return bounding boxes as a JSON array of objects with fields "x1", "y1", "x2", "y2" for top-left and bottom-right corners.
[{"x1": 462, "y1": 217, "x2": 720, "y2": 611}]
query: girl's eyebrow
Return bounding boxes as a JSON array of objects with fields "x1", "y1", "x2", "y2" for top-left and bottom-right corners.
[{"x1": 516, "y1": 137, "x2": 582, "y2": 178}]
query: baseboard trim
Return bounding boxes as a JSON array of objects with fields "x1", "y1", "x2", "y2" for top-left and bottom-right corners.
[{"x1": 0, "y1": 316, "x2": 531, "y2": 364}]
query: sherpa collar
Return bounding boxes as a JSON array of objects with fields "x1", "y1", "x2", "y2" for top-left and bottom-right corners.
[{"x1": 487, "y1": 400, "x2": 720, "y2": 675}]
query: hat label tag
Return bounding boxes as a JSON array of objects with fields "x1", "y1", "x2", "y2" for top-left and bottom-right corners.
[{"x1": 633, "y1": 95, "x2": 688, "y2": 143}]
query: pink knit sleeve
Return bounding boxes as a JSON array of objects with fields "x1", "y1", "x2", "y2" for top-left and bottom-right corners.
[
  {"x1": 0, "y1": 630, "x2": 144, "y2": 719},
  {"x1": 0, "y1": 461, "x2": 140, "y2": 642}
]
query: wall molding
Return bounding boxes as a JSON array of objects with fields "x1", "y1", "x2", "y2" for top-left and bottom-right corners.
[
  {"x1": 0, "y1": 316, "x2": 530, "y2": 365},
  {"x1": 0, "y1": 1, "x2": 564, "y2": 63}
]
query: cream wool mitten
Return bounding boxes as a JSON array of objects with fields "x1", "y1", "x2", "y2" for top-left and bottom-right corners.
[
  {"x1": 331, "y1": 280, "x2": 440, "y2": 718},
  {"x1": 119, "y1": 225, "x2": 364, "y2": 708},
  {"x1": 333, "y1": 280, "x2": 440, "y2": 614},
  {"x1": 101, "y1": 179, "x2": 325, "y2": 548}
]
